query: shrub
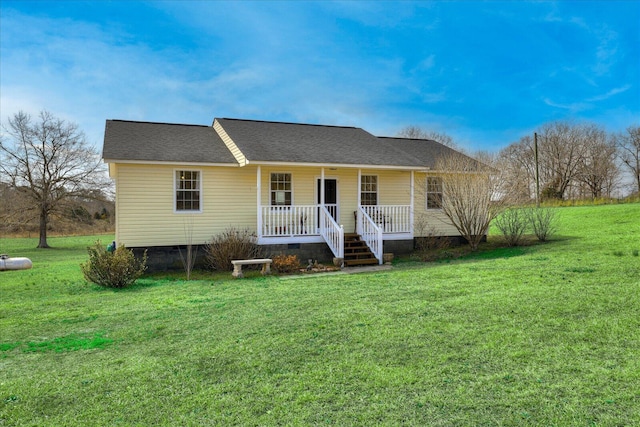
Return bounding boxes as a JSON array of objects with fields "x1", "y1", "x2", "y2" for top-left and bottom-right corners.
[
  {"x1": 414, "y1": 217, "x2": 451, "y2": 251},
  {"x1": 67, "y1": 205, "x2": 93, "y2": 225},
  {"x1": 494, "y1": 208, "x2": 529, "y2": 246},
  {"x1": 81, "y1": 241, "x2": 147, "y2": 288},
  {"x1": 205, "y1": 227, "x2": 262, "y2": 271},
  {"x1": 271, "y1": 254, "x2": 301, "y2": 273},
  {"x1": 530, "y1": 207, "x2": 557, "y2": 242}
]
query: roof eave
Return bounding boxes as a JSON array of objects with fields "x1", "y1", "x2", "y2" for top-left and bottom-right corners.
[
  {"x1": 249, "y1": 160, "x2": 430, "y2": 171},
  {"x1": 102, "y1": 158, "x2": 241, "y2": 167}
]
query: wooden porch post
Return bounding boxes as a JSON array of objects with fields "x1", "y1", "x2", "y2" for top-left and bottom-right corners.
[
  {"x1": 321, "y1": 167, "x2": 325, "y2": 208},
  {"x1": 410, "y1": 170, "x2": 415, "y2": 236},
  {"x1": 356, "y1": 169, "x2": 362, "y2": 236},
  {"x1": 357, "y1": 169, "x2": 361, "y2": 207},
  {"x1": 257, "y1": 166, "x2": 262, "y2": 238}
]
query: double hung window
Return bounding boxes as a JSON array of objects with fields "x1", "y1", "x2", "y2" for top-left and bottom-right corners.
[
  {"x1": 270, "y1": 173, "x2": 292, "y2": 206},
  {"x1": 175, "y1": 170, "x2": 201, "y2": 212},
  {"x1": 426, "y1": 176, "x2": 443, "y2": 209},
  {"x1": 360, "y1": 175, "x2": 378, "y2": 205}
]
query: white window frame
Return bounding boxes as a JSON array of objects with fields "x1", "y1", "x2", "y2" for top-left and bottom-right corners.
[
  {"x1": 174, "y1": 169, "x2": 203, "y2": 213},
  {"x1": 360, "y1": 174, "x2": 378, "y2": 206},
  {"x1": 426, "y1": 176, "x2": 443, "y2": 210},
  {"x1": 270, "y1": 172, "x2": 293, "y2": 208}
]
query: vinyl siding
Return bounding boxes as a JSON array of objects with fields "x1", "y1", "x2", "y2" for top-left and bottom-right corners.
[
  {"x1": 259, "y1": 167, "x2": 415, "y2": 232},
  {"x1": 213, "y1": 120, "x2": 246, "y2": 166},
  {"x1": 362, "y1": 169, "x2": 410, "y2": 206},
  {"x1": 114, "y1": 163, "x2": 256, "y2": 247},
  {"x1": 413, "y1": 172, "x2": 460, "y2": 237},
  {"x1": 112, "y1": 164, "x2": 461, "y2": 248}
]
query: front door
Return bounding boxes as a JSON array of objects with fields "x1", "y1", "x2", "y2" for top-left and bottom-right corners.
[{"x1": 317, "y1": 178, "x2": 338, "y2": 224}]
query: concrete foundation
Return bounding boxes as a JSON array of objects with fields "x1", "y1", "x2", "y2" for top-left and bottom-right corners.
[{"x1": 132, "y1": 235, "x2": 478, "y2": 272}]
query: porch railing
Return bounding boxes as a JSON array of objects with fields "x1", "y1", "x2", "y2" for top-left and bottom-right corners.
[
  {"x1": 357, "y1": 207, "x2": 383, "y2": 264},
  {"x1": 262, "y1": 204, "x2": 409, "y2": 237},
  {"x1": 319, "y1": 206, "x2": 344, "y2": 260},
  {"x1": 361, "y1": 205, "x2": 411, "y2": 233},
  {"x1": 261, "y1": 205, "x2": 317, "y2": 237}
]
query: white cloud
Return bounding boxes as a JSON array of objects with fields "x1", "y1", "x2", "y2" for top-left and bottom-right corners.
[
  {"x1": 592, "y1": 26, "x2": 619, "y2": 76},
  {"x1": 415, "y1": 55, "x2": 436, "y2": 71},
  {"x1": 586, "y1": 85, "x2": 631, "y2": 102},
  {"x1": 1, "y1": 1, "x2": 637, "y2": 155},
  {"x1": 543, "y1": 98, "x2": 590, "y2": 113}
]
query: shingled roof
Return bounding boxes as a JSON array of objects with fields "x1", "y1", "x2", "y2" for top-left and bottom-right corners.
[
  {"x1": 214, "y1": 118, "x2": 422, "y2": 167},
  {"x1": 103, "y1": 117, "x2": 462, "y2": 169},
  {"x1": 377, "y1": 137, "x2": 464, "y2": 169},
  {"x1": 102, "y1": 120, "x2": 237, "y2": 164}
]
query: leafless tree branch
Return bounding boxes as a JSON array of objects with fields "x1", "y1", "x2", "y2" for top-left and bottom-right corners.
[{"x1": 0, "y1": 110, "x2": 111, "y2": 248}]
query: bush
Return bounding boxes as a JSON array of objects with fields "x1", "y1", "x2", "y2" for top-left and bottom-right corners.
[
  {"x1": 81, "y1": 241, "x2": 147, "y2": 288},
  {"x1": 205, "y1": 227, "x2": 262, "y2": 271},
  {"x1": 530, "y1": 207, "x2": 557, "y2": 242},
  {"x1": 494, "y1": 208, "x2": 529, "y2": 246},
  {"x1": 414, "y1": 218, "x2": 451, "y2": 251},
  {"x1": 68, "y1": 205, "x2": 93, "y2": 224},
  {"x1": 271, "y1": 254, "x2": 301, "y2": 273}
]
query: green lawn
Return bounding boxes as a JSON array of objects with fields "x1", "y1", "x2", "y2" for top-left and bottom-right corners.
[{"x1": 1, "y1": 205, "x2": 639, "y2": 426}]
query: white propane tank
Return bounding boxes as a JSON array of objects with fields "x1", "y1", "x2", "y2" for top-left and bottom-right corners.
[{"x1": 0, "y1": 255, "x2": 33, "y2": 271}]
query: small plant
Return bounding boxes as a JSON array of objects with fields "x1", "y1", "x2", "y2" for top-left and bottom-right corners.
[
  {"x1": 632, "y1": 249, "x2": 639, "y2": 257},
  {"x1": 494, "y1": 208, "x2": 528, "y2": 247},
  {"x1": 529, "y1": 207, "x2": 557, "y2": 242},
  {"x1": 81, "y1": 241, "x2": 147, "y2": 288},
  {"x1": 178, "y1": 216, "x2": 198, "y2": 280},
  {"x1": 205, "y1": 227, "x2": 262, "y2": 271},
  {"x1": 414, "y1": 217, "x2": 451, "y2": 255},
  {"x1": 612, "y1": 250, "x2": 625, "y2": 257},
  {"x1": 271, "y1": 254, "x2": 301, "y2": 274}
]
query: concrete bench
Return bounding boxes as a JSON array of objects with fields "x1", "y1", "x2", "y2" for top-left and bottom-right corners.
[{"x1": 231, "y1": 258, "x2": 272, "y2": 278}]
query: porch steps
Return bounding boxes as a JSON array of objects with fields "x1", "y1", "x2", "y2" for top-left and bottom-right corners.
[{"x1": 343, "y1": 233, "x2": 379, "y2": 266}]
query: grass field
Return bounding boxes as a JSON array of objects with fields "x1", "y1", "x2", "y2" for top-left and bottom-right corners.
[{"x1": 1, "y1": 205, "x2": 639, "y2": 426}]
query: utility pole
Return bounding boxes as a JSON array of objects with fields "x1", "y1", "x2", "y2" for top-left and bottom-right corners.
[{"x1": 534, "y1": 132, "x2": 540, "y2": 208}]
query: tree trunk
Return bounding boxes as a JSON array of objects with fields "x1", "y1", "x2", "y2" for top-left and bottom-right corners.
[{"x1": 38, "y1": 207, "x2": 50, "y2": 248}]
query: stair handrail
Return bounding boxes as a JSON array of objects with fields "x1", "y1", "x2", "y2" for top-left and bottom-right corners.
[
  {"x1": 357, "y1": 207, "x2": 383, "y2": 264},
  {"x1": 319, "y1": 206, "x2": 344, "y2": 261}
]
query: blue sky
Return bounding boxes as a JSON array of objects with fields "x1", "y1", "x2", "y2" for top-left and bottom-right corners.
[{"x1": 1, "y1": 0, "x2": 638, "y2": 152}]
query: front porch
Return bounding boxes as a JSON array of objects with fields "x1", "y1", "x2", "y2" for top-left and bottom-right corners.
[
  {"x1": 259, "y1": 204, "x2": 412, "y2": 238},
  {"x1": 254, "y1": 166, "x2": 416, "y2": 265},
  {"x1": 258, "y1": 204, "x2": 412, "y2": 265}
]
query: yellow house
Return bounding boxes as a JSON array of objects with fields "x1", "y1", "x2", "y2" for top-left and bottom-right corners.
[{"x1": 102, "y1": 118, "x2": 463, "y2": 270}]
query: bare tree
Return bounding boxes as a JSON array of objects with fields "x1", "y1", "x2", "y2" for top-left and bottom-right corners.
[
  {"x1": 431, "y1": 152, "x2": 507, "y2": 251},
  {"x1": 613, "y1": 125, "x2": 640, "y2": 195},
  {"x1": 0, "y1": 111, "x2": 109, "y2": 248},
  {"x1": 537, "y1": 121, "x2": 588, "y2": 200},
  {"x1": 397, "y1": 126, "x2": 460, "y2": 150},
  {"x1": 497, "y1": 136, "x2": 538, "y2": 201},
  {"x1": 576, "y1": 124, "x2": 619, "y2": 199},
  {"x1": 495, "y1": 121, "x2": 635, "y2": 201}
]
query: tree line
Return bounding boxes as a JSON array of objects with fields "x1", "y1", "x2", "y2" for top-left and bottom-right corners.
[
  {"x1": 400, "y1": 122, "x2": 639, "y2": 251},
  {"x1": 497, "y1": 121, "x2": 639, "y2": 202},
  {"x1": 401, "y1": 121, "x2": 640, "y2": 201}
]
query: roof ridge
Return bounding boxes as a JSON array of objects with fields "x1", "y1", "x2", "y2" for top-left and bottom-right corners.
[
  {"x1": 108, "y1": 119, "x2": 210, "y2": 128},
  {"x1": 218, "y1": 117, "x2": 360, "y2": 130},
  {"x1": 378, "y1": 136, "x2": 438, "y2": 142}
]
